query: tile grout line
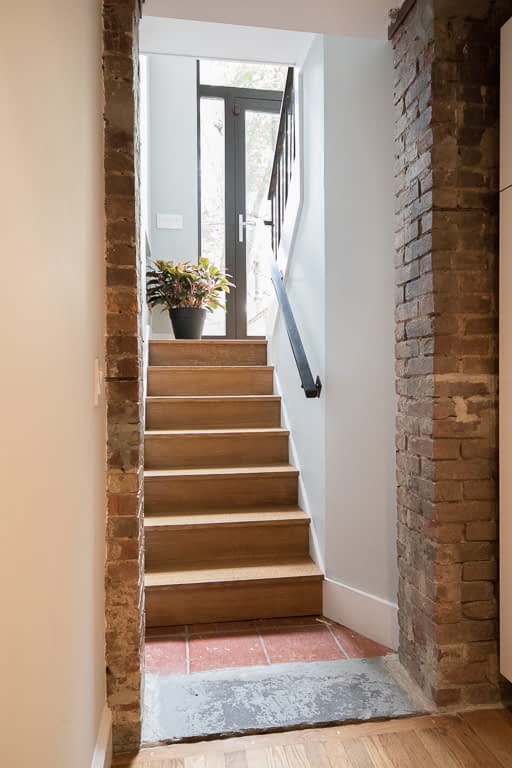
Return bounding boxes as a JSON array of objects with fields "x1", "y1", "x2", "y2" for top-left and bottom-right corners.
[
  {"x1": 184, "y1": 625, "x2": 191, "y2": 674},
  {"x1": 325, "y1": 623, "x2": 349, "y2": 659},
  {"x1": 257, "y1": 629, "x2": 272, "y2": 666},
  {"x1": 146, "y1": 631, "x2": 187, "y2": 640}
]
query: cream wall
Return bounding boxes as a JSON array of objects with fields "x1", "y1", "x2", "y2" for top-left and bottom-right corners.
[{"x1": 0, "y1": 1, "x2": 108, "y2": 767}]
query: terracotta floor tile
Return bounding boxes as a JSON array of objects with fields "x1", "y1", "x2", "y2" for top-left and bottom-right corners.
[
  {"x1": 256, "y1": 615, "x2": 323, "y2": 630},
  {"x1": 189, "y1": 632, "x2": 267, "y2": 673},
  {"x1": 261, "y1": 625, "x2": 345, "y2": 664},
  {"x1": 145, "y1": 638, "x2": 187, "y2": 675},
  {"x1": 188, "y1": 620, "x2": 258, "y2": 636},
  {"x1": 329, "y1": 624, "x2": 393, "y2": 658},
  {"x1": 146, "y1": 625, "x2": 187, "y2": 639}
]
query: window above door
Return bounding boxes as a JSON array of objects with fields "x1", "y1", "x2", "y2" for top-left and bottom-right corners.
[{"x1": 199, "y1": 59, "x2": 288, "y2": 91}]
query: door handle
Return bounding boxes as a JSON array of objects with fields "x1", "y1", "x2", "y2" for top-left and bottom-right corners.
[{"x1": 238, "y1": 214, "x2": 256, "y2": 243}]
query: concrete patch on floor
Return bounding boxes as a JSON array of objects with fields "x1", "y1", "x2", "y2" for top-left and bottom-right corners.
[{"x1": 142, "y1": 654, "x2": 427, "y2": 744}]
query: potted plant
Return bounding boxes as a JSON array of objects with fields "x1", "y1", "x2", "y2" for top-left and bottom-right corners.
[{"x1": 146, "y1": 257, "x2": 234, "y2": 339}]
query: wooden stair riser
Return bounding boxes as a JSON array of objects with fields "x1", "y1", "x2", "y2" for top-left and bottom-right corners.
[
  {"x1": 146, "y1": 397, "x2": 281, "y2": 430},
  {"x1": 144, "y1": 471, "x2": 299, "y2": 512},
  {"x1": 145, "y1": 577, "x2": 322, "y2": 627},
  {"x1": 148, "y1": 367, "x2": 274, "y2": 397},
  {"x1": 144, "y1": 431, "x2": 290, "y2": 469},
  {"x1": 145, "y1": 521, "x2": 310, "y2": 569},
  {"x1": 149, "y1": 340, "x2": 267, "y2": 367}
]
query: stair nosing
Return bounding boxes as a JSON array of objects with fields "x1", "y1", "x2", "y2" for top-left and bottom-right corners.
[
  {"x1": 149, "y1": 340, "x2": 268, "y2": 345},
  {"x1": 145, "y1": 575, "x2": 323, "y2": 590},
  {"x1": 144, "y1": 427, "x2": 289, "y2": 437},
  {"x1": 145, "y1": 558, "x2": 323, "y2": 588},
  {"x1": 146, "y1": 394, "x2": 281, "y2": 401},
  {"x1": 144, "y1": 514, "x2": 310, "y2": 531},
  {"x1": 147, "y1": 365, "x2": 274, "y2": 372},
  {"x1": 144, "y1": 465, "x2": 299, "y2": 478}
]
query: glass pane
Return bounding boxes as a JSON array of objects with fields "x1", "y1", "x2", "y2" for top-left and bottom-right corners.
[
  {"x1": 200, "y1": 60, "x2": 287, "y2": 91},
  {"x1": 245, "y1": 110, "x2": 280, "y2": 336},
  {"x1": 200, "y1": 97, "x2": 226, "y2": 336}
]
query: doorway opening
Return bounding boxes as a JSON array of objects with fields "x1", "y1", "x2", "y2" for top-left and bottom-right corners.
[
  {"x1": 143, "y1": 55, "x2": 285, "y2": 341},
  {"x1": 198, "y1": 60, "x2": 283, "y2": 338},
  {"x1": 138, "y1": 19, "x2": 419, "y2": 746}
]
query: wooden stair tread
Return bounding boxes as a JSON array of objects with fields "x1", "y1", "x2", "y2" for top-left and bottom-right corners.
[
  {"x1": 144, "y1": 507, "x2": 309, "y2": 528},
  {"x1": 150, "y1": 340, "x2": 267, "y2": 345},
  {"x1": 146, "y1": 395, "x2": 280, "y2": 402},
  {"x1": 144, "y1": 464, "x2": 298, "y2": 478},
  {"x1": 145, "y1": 427, "x2": 289, "y2": 436},
  {"x1": 145, "y1": 557, "x2": 322, "y2": 587},
  {"x1": 147, "y1": 365, "x2": 273, "y2": 373}
]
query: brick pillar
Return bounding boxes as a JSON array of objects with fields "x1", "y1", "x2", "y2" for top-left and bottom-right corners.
[
  {"x1": 392, "y1": 0, "x2": 510, "y2": 706},
  {"x1": 103, "y1": 0, "x2": 144, "y2": 752}
]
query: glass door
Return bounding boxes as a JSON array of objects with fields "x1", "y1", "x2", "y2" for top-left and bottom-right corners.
[
  {"x1": 199, "y1": 96, "x2": 228, "y2": 337},
  {"x1": 237, "y1": 101, "x2": 281, "y2": 338},
  {"x1": 199, "y1": 84, "x2": 282, "y2": 338}
]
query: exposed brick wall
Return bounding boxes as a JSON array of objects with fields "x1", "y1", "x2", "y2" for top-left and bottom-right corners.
[
  {"x1": 103, "y1": 0, "x2": 144, "y2": 752},
  {"x1": 393, "y1": 0, "x2": 510, "y2": 706}
]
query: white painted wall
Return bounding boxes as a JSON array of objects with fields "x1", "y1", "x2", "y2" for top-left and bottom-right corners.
[
  {"x1": 143, "y1": 0, "x2": 393, "y2": 40},
  {"x1": 146, "y1": 54, "x2": 199, "y2": 335},
  {"x1": 140, "y1": 17, "x2": 313, "y2": 65},
  {"x1": 323, "y1": 35, "x2": 397, "y2": 647},
  {"x1": 270, "y1": 36, "x2": 327, "y2": 562},
  {"x1": 0, "y1": 1, "x2": 109, "y2": 766},
  {"x1": 269, "y1": 34, "x2": 397, "y2": 648}
]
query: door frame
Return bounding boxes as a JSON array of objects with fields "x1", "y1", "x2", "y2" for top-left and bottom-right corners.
[{"x1": 197, "y1": 80, "x2": 282, "y2": 338}]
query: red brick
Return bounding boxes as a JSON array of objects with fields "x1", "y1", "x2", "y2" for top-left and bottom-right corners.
[
  {"x1": 463, "y1": 561, "x2": 498, "y2": 581},
  {"x1": 393, "y1": 0, "x2": 500, "y2": 708},
  {"x1": 461, "y1": 581, "x2": 494, "y2": 602},
  {"x1": 103, "y1": 0, "x2": 144, "y2": 753},
  {"x1": 465, "y1": 521, "x2": 497, "y2": 541},
  {"x1": 462, "y1": 601, "x2": 497, "y2": 620}
]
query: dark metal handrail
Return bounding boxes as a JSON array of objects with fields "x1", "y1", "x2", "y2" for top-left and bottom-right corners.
[
  {"x1": 267, "y1": 68, "x2": 322, "y2": 399},
  {"x1": 269, "y1": 259, "x2": 322, "y2": 398},
  {"x1": 268, "y1": 67, "x2": 295, "y2": 256}
]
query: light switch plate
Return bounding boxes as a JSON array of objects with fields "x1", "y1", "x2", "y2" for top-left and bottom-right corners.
[
  {"x1": 94, "y1": 357, "x2": 103, "y2": 407},
  {"x1": 157, "y1": 213, "x2": 184, "y2": 230}
]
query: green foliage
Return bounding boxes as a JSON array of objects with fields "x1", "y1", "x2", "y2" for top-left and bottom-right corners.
[{"x1": 146, "y1": 257, "x2": 234, "y2": 313}]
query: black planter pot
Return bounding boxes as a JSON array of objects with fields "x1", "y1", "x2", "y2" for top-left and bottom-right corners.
[{"x1": 169, "y1": 307, "x2": 207, "y2": 339}]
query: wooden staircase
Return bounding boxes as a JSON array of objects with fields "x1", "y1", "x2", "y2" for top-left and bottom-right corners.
[{"x1": 144, "y1": 339, "x2": 323, "y2": 627}]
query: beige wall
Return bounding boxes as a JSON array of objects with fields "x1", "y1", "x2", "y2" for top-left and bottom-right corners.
[{"x1": 0, "y1": 1, "x2": 108, "y2": 767}]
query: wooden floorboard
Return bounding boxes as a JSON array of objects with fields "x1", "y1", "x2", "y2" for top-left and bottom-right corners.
[{"x1": 112, "y1": 709, "x2": 512, "y2": 767}]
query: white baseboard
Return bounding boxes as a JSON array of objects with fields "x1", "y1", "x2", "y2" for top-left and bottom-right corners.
[
  {"x1": 323, "y1": 578, "x2": 399, "y2": 651},
  {"x1": 91, "y1": 705, "x2": 112, "y2": 768}
]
